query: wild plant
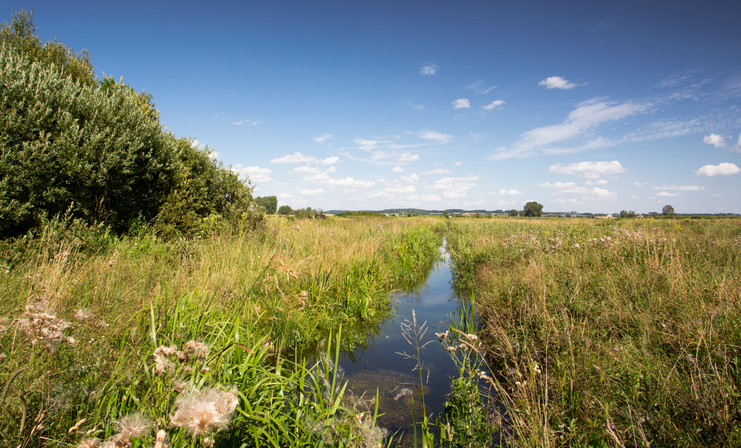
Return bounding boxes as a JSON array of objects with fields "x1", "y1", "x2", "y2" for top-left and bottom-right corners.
[
  {"x1": 436, "y1": 297, "x2": 499, "y2": 448},
  {"x1": 396, "y1": 310, "x2": 435, "y2": 447},
  {"x1": 446, "y1": 218, "x2": 741, "y2": 447}
]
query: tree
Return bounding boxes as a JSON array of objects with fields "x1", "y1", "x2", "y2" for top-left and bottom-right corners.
[
  {"x1": 662, "y1": 205, "x2": 675, "y2": 216},
  {"x1": 0, "y1": 18, "x2": 258, "y2": 238},
  {"x1": 523, "y1": 201, "x2": 544, "y2": 217},
  {"x1": 0, "y1": 9, "x2": 96, "y2": 86},
  {"x1": 254, "y1": 196, "x2": 277, "y2": 214},
  {"x1": 509, "y1": 209, "x2": 519, "y2": 217},
  {"x1": 443, "y1": 210, "x2": 450, "y2": 219},
  {"x1": 277, "y1": 205, "x2": 292, "y2": 215}
]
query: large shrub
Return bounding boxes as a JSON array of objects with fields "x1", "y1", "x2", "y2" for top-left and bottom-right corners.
[{"x1": 0, "y1": 45, "x2": 178, "y2": 236}]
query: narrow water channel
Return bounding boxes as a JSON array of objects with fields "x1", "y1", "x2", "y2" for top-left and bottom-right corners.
[{"x1": 340, "y1": 240, "x2": 461, "y2": 437}]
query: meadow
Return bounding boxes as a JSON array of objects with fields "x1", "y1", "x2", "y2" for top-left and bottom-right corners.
[
  {"x1": 2, "y1": 216, "x2": 740, "y2": 447},
  {"x1": 446, "y1": 218, "x2": 741, "y2": 447},
  {"x1": 0, "y1": 217, "x2": 443, "y2": 447}
]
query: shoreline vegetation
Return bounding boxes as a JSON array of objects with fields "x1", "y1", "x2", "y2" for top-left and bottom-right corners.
[
  {"x1": 0, "y1": 217, "x2": 443, "y2": 447},
  {"x1": 447, "y1": 218, "x2": 741, "y2": 447}
]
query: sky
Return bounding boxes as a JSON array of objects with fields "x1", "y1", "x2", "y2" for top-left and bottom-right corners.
[{"x1": 10, "y1": 0, "x2": 741, "y2": 213}]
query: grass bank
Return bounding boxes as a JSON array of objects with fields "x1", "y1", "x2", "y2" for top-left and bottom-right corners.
[
  {"x1": 447, "y1": 218, "x2": 741, "y2": 447},
  {"x1": 0, "y1": 217, "x2": 442, "y2": 447}
]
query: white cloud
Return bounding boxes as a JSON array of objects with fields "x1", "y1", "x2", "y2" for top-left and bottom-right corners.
[
  {"x1": 539, "y1": 182, "x2": 577, "y2": 189},
  {"x1": 290, "y1": 166, "x2": 320, "y2": 174},
  {"x1": 543, "y1": 182, "x2": 617, "y2": 200},
  {"x1": 586, "y1": 179, "x2": 608, "y2": 186},
  {"x1": 191, "y1": 139, "x2": 203, "y2": 149},
  {"x1": 207, "y1": 150, "x2": 218, "y2": 159},
  {"x1": 313, "y1": 134, "x2": 334, "y2": 143},
  {"x1": 539, "y1": 76, "x2": 577, "y2": 90},
  {"x1": 464, "y1": 80, "x2": 498, "y2": 94},
  {"x1": 232, "y1": 119, "x2": 260, "y2": 125},
  {"x1": 278, "y1": 193, "x2": 294, "y2": 199},
  {"x1": 452, "y1": 98, "x2": 470, "y2": 109},
  {"x1": 482, "y1": 100, "x2": 505, "y2": 110},
  {"x1": 651, "y1": 184, "x2": 705, "y2": 191},
  {"x1": 634, "y1": 182, "x2": 649, "y2": 187},
  {"x1": 300, "y1": 189, "x2": 325, "y2": 196},
  {"x1": 548, "y1": 161, "x2": 626, "y2": 179},
  {"x1": 656, "y1": 191, "x2": 679, "y2": 197},
  {"x1": 408, "y1": 194, "x2": 441, "y2": 202},
  {"x1": 232, "y1": 165, "x2": 274, "y2": 183},
  {"x1": 406, "y1": 101, "x2": 425, "y2": 110},
  {"x1": 392, "y1": 166, "x2": 405, "y2": 173},
  {"x1": 489, "y1": 98, "x2": 650, "y2": 159},
  {"x1": 695, "y1": 163, "x2": 740, "y2": 177},
  {"x1": 408, "y1": 130, "x2": 454, "y2": 143},
  {"x1": 398, "y1": 152, "x2": 420, "y2": 162},
  {"x1": 429, "y1": 175, "x2": 479, "y2": 198},
  {"x1": 420, "y1": 64, "x2": 439, "y2": 75},
  {"x1": 489, "y1": 189, "x2": 525, "y2": 195},
  {"x1": 735, "y1": 134, "x2": 741, "y2": 153},
  {"x1": 384, "y1": 173, "x2": 420, "y2": 193},
  {"x1": 270, "y1": 152, "x2": 338, "y2": 165},
  {"x1": 703, "y1": 133, "x2": 726, "y2": 148},
  {"x1": 454, "y1": 162, "x2": 463, "y2": 166},
  {"x1": 420, "y1": 168, "x2": 451, "y2": 175}
]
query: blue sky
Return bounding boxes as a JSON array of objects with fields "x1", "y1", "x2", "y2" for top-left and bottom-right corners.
[{"x1": 12, "y1": 0, "x2": 741, "y2": 213}]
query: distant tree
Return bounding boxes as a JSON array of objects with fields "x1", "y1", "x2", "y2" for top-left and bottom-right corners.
[
  {"x1": 509, "y1": 209, "x2": 519, "y2": 217},
  {"x1": 443, "y1": 210, "x2": 450, "y2": 219},
  {"x1": 254, "y1": 196, "x2": 277, "y2": 214},
  {"x1": 662, "y1": 205, "x2": 675, "y2": 216},
  {"x1": 277, "y1": 205, "x2": 292, "y2": 215},
  {"x1": 523, "y1": 201, "x2": 544, "y2": 217}
]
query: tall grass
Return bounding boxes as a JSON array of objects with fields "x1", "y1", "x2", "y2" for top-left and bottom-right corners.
[
  {"x1": 447, "y1": 218, "x2": 741, "y2": 447},
  {"x1": 0, "y1": 217, "x2": 442, "y2": 446}
]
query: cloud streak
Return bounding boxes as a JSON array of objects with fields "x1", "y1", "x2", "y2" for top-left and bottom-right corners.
[{"x1": 488, "y1": 98, "x2": 651, "y2": 159}]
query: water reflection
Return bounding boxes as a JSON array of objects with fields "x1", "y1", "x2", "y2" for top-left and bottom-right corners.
[{"x1": 340, "y1": 241, "x2": 461, "y2": 436}]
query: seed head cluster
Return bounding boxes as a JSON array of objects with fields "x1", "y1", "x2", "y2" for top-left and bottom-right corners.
[
  {"x1": 18, "y1": 302, "x2": 76, "y2": 352},
  {"x1": 153, "y1": 341, "x2": 208, "y2": 375},
  {"x1": 170, "y1": 387, "x2": 239, "y2": 436}
]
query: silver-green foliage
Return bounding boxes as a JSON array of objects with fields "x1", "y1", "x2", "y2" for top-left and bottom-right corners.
[{"x1": 0, "y1": 44, "x2": 176, "y2": 236}]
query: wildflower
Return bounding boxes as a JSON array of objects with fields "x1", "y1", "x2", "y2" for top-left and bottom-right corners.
[
  {"x1": 445, "y1": 346, "x2": 457, "y2": 353},
  {"x1": 116, "y1": 413, "x2": 151, "y2": 442},
  {"x1": 183, "y1": 341, "x2": 209, "y2": 360},
  {"x1": 75, "y1": 309, "x2": 92, "y2": 320},
  {"x1": 170, "y1": 387, "x2": 239, "y2": 436},
  {"x1": 76, "y1": 438, "x2": 101, "y2": 448},
  {"x1": 18, "y1": 302, "x2": 73, "y2": 352},
  {"x1": 201, "y1": 366, "x2": 210, "y2": 374},
  {"x1": 174, "y1": 381, "x2": 187, "y2": 392},
  {"x1": 435, "y1": 330, "x2": 449, "y2": 342},
  {"x1": 153, "y1": 430, "x2": 168, "y2": 448},
  {"x1": 0, "y1": 353, "x2": 5, "y2": 362},
  {"x1": 465, "y1": 333, "x2": 478, "y2": 342},
  {"x1": 154, "y1": 345, "x2": 177, "y2": 357}
]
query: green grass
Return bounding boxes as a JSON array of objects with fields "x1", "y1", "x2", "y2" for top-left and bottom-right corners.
[
  {"x1": 446, "y1": 218, "x2": 741, "y2": 447},
  {"x1": 0, "y1": 218, "x2": 442, "y2": 447}
]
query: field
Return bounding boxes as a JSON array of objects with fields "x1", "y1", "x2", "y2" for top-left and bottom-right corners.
[
  {"x1": 447, "y1": 218, "x2": 741, "y2": 447},
  {"x1": 1, "y1": 216, "x2": 740, "y2": 447},
  {"x1": 0, "y1": 217, "x2": 442, "y2": 447}
]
